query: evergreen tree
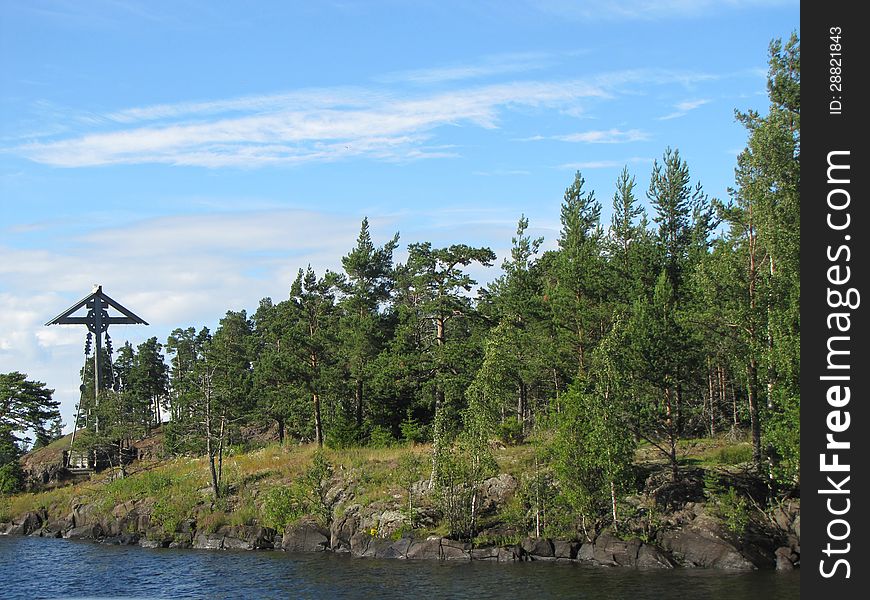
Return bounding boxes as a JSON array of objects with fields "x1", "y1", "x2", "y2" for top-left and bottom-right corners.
[
  {"x1": 732, "y1": 33, "x2": 800, "y2": 482},
  {"x1": 396, "y1": 242, "x2": 495, "y2": 482},
  {"x1": 338, "y1": 218, "x2": 399, "y2": 434},
  {"x1": 544, "y1": 171, "x2": 606, "y2": 377}
]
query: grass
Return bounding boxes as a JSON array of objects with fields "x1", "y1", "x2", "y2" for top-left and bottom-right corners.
[{"x1": 4, "y1": 434, "x2": 760, "y2": 541}]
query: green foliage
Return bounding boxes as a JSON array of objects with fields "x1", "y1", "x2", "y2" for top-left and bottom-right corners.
[
  {"x1": 367, "y1": 425, "x2": 394, "y2": 448},
  {"x1": 434, "y1": 424, "x2": 498, "y2": 540},
  {"x1": 261, "y1": 485, "x2": 305, "y2": 530},
  {"x1": 396, "y1": 452, "x2": 422, "y2": 514},
  {"x1": 399, "y1": 413, "x2": 428, "y2": 445},
  {"x1": 0, "y1": 462, "x2": 23, "y2": 495},
  {"x1": 497, "y1": 419, "x2": 524, "y2": 446},
  {"x1": 0, "y1": 372, "x2": 60, "y2": 447},
  {"x1": 283, "y1": 450, "x2": 336, "y2": 528},
  {"x1": 711, "y1": 444, "x2": 754, "y2": 466},
  {"x1": 326, "y1": 419, "x2": 363, "y2": 449},
  {"x1": 703, "y1": 472, "x2": 751, "y2": 536},
  {"x1": 551, "y1": 373, "x2": 636, "y2": 528},
  {"x1": 150, "y1": 491, "x2": 198, "y2": 536}
]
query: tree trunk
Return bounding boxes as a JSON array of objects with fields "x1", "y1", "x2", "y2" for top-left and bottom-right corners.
[
  {"x1": 217, "y1": 414, "x2": 226, "y2": 487},
  {"x1": 313, "y1": 391, "x2": 323, "y2": 448},
  {"x1": 665, "y1": 387, "x2": 678, "y2": 481},
  {"x1": 355, "y1": 378, "x2": 364, "y2": 427},
  {"x1": 610, "y1": 480, "x2": 618, "y2": 529},
  {"x1": 746, "y1": 359, "x2": 762, "y2": 470},
  {"x1": 276, "y1": 417, "x2": 285, "y2": 445}
]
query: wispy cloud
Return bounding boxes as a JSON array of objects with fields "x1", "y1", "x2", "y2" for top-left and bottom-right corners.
[
  {"x1": 558, "y1": 156, "x2": 653, "y2": 170},
  {"x1": 534, "y1": 0, "x2": 797, "y2": 21},
  {"x1": 378, "y1": 52, "x2": 554, "y2": 85},
  {"x1": 11, "y1": 69, "x2": 714, "y2": 169},
  {"x1": 531, "y1": 128, "x2": 650, "y2": 144},
  {"x1": 658, "y1": 98, "x2": 710, "y2": 120}
]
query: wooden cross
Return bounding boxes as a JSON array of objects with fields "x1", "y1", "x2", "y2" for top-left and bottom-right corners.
[{"x1": 46, "y1": 285, "x2": 148, "y2": 435}]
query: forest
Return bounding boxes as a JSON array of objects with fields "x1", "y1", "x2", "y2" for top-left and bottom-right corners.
[{"x1": 2, "y1": 35, "x2": 799, "y2": 536}]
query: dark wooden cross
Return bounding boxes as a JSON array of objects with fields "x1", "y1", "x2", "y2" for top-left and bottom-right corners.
[{"x1": 46, "y1": 285, "x2": 148, "y2": 435}]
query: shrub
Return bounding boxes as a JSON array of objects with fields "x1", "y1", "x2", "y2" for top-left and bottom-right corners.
[
  {"x1": 326, "y1": 420, "x2": 362, "y2": 449},
  {"x1": 497, "y1": 419, "x2": 524, "y2": 446},
  {"x1": 712, "y1": 444, "x2": 753, "y2": 465},
  {"x1": 261, "y1": 485, "x2": 305, "y2": 530},
  {"x1": 368, "y1": 425, "x2": 394, "y2": 448},
  {"x1": 0, "y1": 462, "x2": 23, "y2": 495},
  {"x1": 400, "y1": 414, "x2": 428, "y2": 445},
  {"x1": 704, "y1": 472, "x2": 751, "y2": 536}
]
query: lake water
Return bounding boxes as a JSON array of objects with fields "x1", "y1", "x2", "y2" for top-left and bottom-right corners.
[{"x1": 0, "y1": 536, "x2": 799, "y2": 599}]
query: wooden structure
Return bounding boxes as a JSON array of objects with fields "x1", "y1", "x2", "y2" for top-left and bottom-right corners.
[{"x1": 45, "y1": 285, "x2": 147, "y2": 468}]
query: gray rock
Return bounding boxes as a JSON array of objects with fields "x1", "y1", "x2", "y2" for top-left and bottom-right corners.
[
  {"x1": 193, "y1": 532, "x2": 225, "y2": 550},
  {"x1": 65, "y1": 523, "x2": 103, "y2": 540},
  {"x1": 330, "y1": 508, "x2": 360, "y2": 552},
  {"x1": 372, "y1": 510, "x2": 406, "y2": 539},
  {"x1": 658, "y1": 529, "x2": 755, "y2": 570},
  {"x1": 350, "y1": 530, "x2": 373, "y2": 555},
  {"x1": 139, "y1": 538, "x2": 162, "y2": 549},
  {"x1": 441, "y1": 538, "x2": 471, "y2": 561},
  {"x1": 223, "y1": 525, "x2": 275, "y2": 550},
  {"x1": 406, "y1": 537, "x2": 442, "y2": 560},
  {"x1": 479, "y1": 474, "x2": 518, "y2": 513},
  {"x1": 775, "y1": 546, "x2": 797, "y2": 571},
  {"x1": 497, "y1": 545, "x2": 521, "y2": 563},
  {"x1": 636, "y1": 544, "x2": 675, "y2": 569},
  {"x1": 283, "y1": 520, "x2": 329, "y2": 552},
  {"x1": 521, "y1": 537, "x2": 554, "y2": 558},
  {"x1": 471, "y1": 547, "x2": 500, "y2": 561},
  {"x1": 553, "y1": 540, "x2": 579, "y2": 560},
  {"x1": 593, "y1": 533, "x2": 642, "y2": 567},
  {"x1": 577, "y1": 542, "x2": 595, "y2": 562},
  {"x1": 9, "y1": 511, "x2": 44, "y2": 536}
]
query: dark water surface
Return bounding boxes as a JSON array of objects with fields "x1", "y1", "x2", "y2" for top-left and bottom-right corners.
[{"x1": 0, "y1": 536, "x2": 799, "y2": 599}]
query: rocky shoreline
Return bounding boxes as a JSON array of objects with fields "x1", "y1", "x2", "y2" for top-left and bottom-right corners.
[{"x1": 1, "y1": 491, "x2": 800, "y2": 571}]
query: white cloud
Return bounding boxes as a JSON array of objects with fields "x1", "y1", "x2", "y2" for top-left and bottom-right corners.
[
  {"x1": 659, "y1": 98, "x2": 711, "y2": 120},
  {"x1": 12, "y1": 69, "x2": 715, "y2": 169},
  {"x1": 550, "y1": 128, "x2": 650, "y2": 144},
  {"x1": 534, "y1": 0, "x2": 796, "y2": 21},
  {"x1": 558, "y1": 156, "x2": 653, "y2": 170},
  {"x1": 377, "y1": 52, "x2": 554, "y2": 85}
]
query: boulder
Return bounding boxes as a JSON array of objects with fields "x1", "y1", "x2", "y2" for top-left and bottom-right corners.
[
  {"x1": 553, "y1": 540, "x2": 579, "y2": 560},
  {"x1": 577, "y1": 542, "x2": 595, "y2": 562},
  {"x1": 441, "y1": 538, "x2": 471, "y2": 561},
  {"x1": 775, "y1": 546, "x2": 798, "y2": 571},
  {"x1": 372, "y1": 510, "x2": 406, "y2": 539},
  {"x1": 497, "y1": 545, "x2": 522, "y2": 563},
  {"x1": 521, "y1": 537, "x2": 555, "y2": 559},
  {"x1": 220, "y1": 525, "x2": 274, "y2": 550},
  {"x1": 193, "y1": 532, "x2": 225, "y2": 550},
  {"x1": 471, "y1": 547, "x2": 500, "y2": 561},
  {"x1": 8, "y1": 511, "x2": 44, "y2": 536},
  {"x1": 478, "y1": 474, "x2": 518, "y2": 513},
  {"x1": 383, "y1": 537, "x2": 415, "y2": 559},
  {"x1": 405, "y1": 537, "x2": 442, "y2": 560},
  {"x1": 330, "y1": 507, "x2": 360, "y2": 552},
  {"x1": 636, "y1": 544, "x2": 675, "y2": 569},
  {"x1": 592, "y1": 533, "x2": 642, "y2": 567},
  {"x1": 658, "y1": 528, "x2": 755, "y2": 570},
  {"x1": 282, "y1": 520, "x2": 329, "y2": 552},
  {"x1": 65, "y1": 523, "x2": 104, "y2": 540}
]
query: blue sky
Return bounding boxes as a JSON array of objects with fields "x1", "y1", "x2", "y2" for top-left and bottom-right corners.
[{"x1": 0, "y1": 0, "x2": 798, "y2": 433}]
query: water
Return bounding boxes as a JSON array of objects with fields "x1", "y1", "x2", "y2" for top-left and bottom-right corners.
[{"x1": 0, "y1": 536, "x2": 799, "y2": 599}]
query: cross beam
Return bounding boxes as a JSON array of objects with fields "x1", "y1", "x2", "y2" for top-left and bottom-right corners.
[{"x1": 46, "y1": 285, "x2": 147, "y2": 437}]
